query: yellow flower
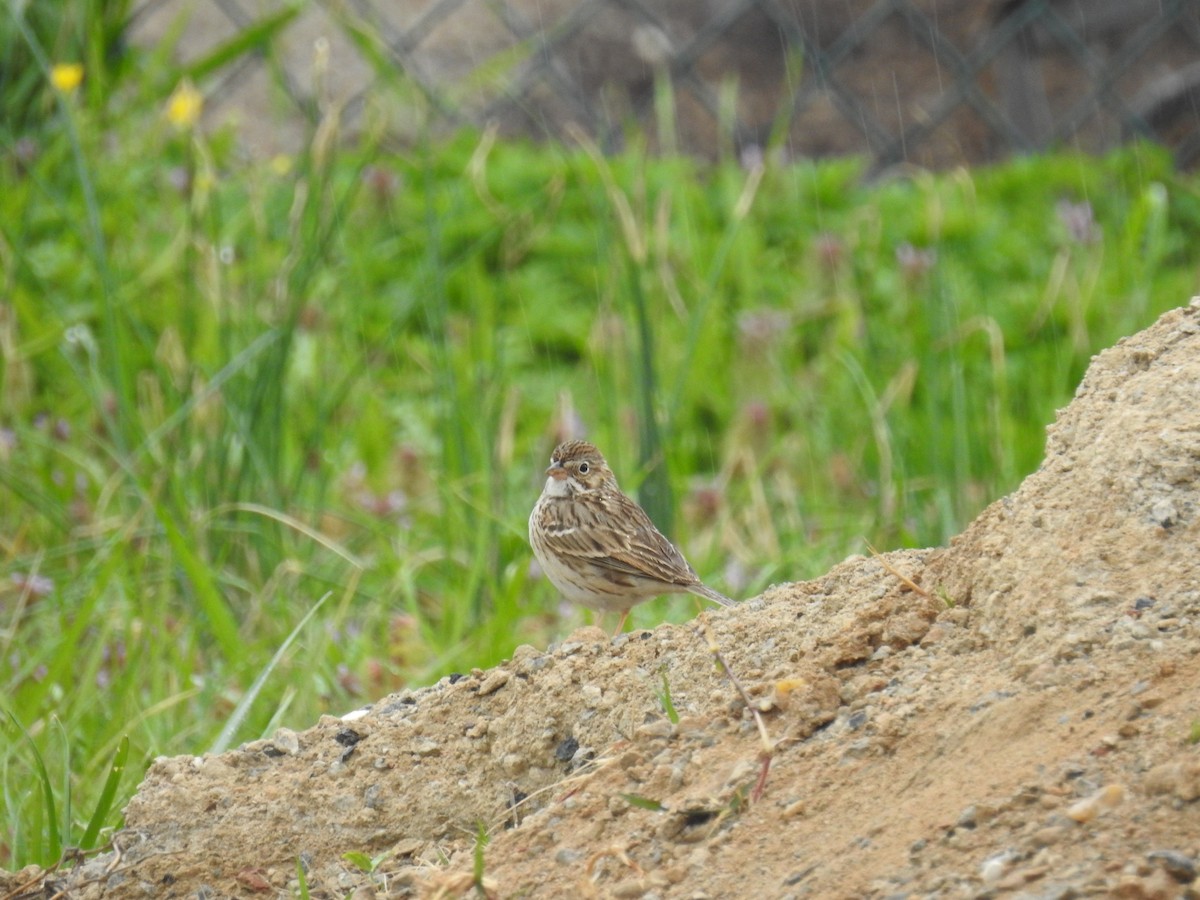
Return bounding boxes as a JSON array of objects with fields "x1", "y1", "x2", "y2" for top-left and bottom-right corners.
[
  {"x1": 165, "y1": 79, "x2": 203, "y2": 129},
  {"x1": 50, "y1": 63, "x2": 84, "y2": 93}
]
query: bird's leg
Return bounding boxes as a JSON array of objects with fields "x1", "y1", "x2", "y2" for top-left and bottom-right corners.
[{"x1": 612, "y1": 609, "x2": 631, "y2": 636}]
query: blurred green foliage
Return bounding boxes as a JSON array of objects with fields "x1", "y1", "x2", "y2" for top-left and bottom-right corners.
[{"x1": 1, "y1": 17, "x2": 1198, "y2": 868}]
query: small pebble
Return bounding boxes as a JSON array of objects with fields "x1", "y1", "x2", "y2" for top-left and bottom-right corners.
[
  {"x1": 408, "y1": 738, "x2": 440, "y2": 757},
  {"x1": 1066, "y1": 784, "x2": 1124, "y2": 823},
  {"x1": 270, "y1": 728, "x2": 300, "y2": 755},
  {"x1": 554, "y1": 737, "x2": 579, "y2": 762},
  {"x1": 1149, "y1": 498, "x2": 1178, "y2": 527},
  {"x1": 1142, "y1": 763, "x2": 1200, "y2": 801},
  {"x1": 980, "y1": 849, "x2": 1017, "y2": 883},
  {"x1": 636, "y1": 719, "x2": 674, "y2": 741},
  {"x1": 501, "y1": 753, "x2": 527, "y2": 776},
  {"x1": 610, "y1": 879, "x2": 650, "y2": 898},
  {"x1": 781, "y1": 799, "x2": 806, "y2": 819},
  {"x1": 842, "y1": 738, "x2": 872, "y2": 759},
  {"x1": 1146, "y1": 849, "x2": 1196, "y2": 883},
  {"x1": 477, "y1": 670, "x2": 511, "y2": 696}
]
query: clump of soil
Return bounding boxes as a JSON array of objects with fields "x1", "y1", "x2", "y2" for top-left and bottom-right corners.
[{"x1": 4, "y1": 299, "x2": 1199, "y2": 898}]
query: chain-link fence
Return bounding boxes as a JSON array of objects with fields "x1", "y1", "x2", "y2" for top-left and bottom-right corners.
[{"x1": 131, "y1": 0, "x2": 1200, "y2": 168}]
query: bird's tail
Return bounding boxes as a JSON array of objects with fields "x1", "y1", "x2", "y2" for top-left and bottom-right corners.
[{"x1": 689, "y1": 582, "x2": 736, "y2": 607}]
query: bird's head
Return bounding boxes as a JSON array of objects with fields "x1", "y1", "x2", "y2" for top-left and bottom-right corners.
[{"x1": 543, "y1": 440, "x2": 615, "y2": 497}]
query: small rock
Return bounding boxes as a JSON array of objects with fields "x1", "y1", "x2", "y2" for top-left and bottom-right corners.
[
  {"x1": 980, "y1": 849, "x2": 1019, "y2": 883},
  {"x1": 391, "y1": 838, "x2": 424, "y2": 858},
  {"x1": 1038, "y1": 790, "x2": 1064, "y2": 809},
  {"x1": 636, "y1": 719, "x2": 674, "y2": 741},
  {"x1": 1066, "y1": 784, "x2": 1124, "y2": 823},
  {"x1": 477, "y1": 670, "x2": 511, "y2": 696},
  {"x1": 618, "y1": 750, "x2": 644, "y2": 772},
  {"x1": 501, "y1": 753, "x2": 527, "y2": 776},
  {"x1": 570, "y1": 746, "x2": 596, "y2": 768},
  {"x1": 363, "y1": 783, "x2": 383, "y2": 809},
  {"x1": 1119, "y1": 619, "x2": 1153, "y2": 640},
  {"x1": 841, "y1": 737, "x2": 872, "y2": 759},
  {"x1": 406, "y1": 737, "x2": 441, "y2": 757},
  {"x1": 661, "y1": 865, "x2": 688, "y2": 884},
  {"x1": 1145, "y1": 759, "x2": 1200, "y2": 802},
  {"x1": 1112, "y1": 869, "x2": 1178, "y2": 899},
  {"x1": 920, "y1": 623, "x2": 951, "y2": 645},
  {"x1": 270, "y1": 728, "x2": 300, "y2": 755},
  {"x1": 610, "y1": 878, "x2": 650, "y2": 898},
  {"x1": 1146, "y1": 849, "x2": 1196, "y2": 883},
  {"x1": 555, "y1": 736, "x2": 579, "y2": 762},
  {"x1": 1149, "y1": 498, "x2": 1178, "y2": 528},
  {"x1": 781, "y1": 799, "x2": 806, "y2": 819}
]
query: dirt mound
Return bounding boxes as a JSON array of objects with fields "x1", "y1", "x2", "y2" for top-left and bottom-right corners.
[{"x1": 3, "y1": 299, "x2": 1199, "y2": 898}]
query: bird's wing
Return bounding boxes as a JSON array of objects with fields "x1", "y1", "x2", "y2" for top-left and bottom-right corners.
[{"x1": 543, "y1": 493, "x2": 697, "y2": 587}]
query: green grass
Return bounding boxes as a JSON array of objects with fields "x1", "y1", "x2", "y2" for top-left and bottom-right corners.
[{"x1": 2, "y1": 33, "x2": 1200, "y2": 870}]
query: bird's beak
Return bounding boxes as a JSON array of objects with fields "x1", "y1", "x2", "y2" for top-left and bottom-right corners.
[{"x1": 546, "y1": 463, "x2": 568, "y2": 480}]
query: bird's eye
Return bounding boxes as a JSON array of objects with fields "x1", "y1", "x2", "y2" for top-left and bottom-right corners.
[{"x1": 578, "y1": 462, "x2": 589, "y2": 474}]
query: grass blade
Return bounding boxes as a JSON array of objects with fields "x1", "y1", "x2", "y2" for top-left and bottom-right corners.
[
  {"x1": 155, "y1": 501, "x2": 242, "y2": 661},
  {"x1": 79, "y1": 735, "x2": 129, "y2": 850},
  {"x1": 209, "y1": 591, "x2": 332, "y2": 754},
  {"x1": 296, "y1": 855, "x2": 311, "y2": 900},
  {"x1": 182, "y1": 4, "x2": 302, "y2": 83},
  {"x1": 5, "y1": 710, "x2": 61, "y2": 865}
]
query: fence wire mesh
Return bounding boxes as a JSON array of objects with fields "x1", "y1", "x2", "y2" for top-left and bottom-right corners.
[{"x1": 131, "y1": 0, "x2": 1200, "y2": 167}]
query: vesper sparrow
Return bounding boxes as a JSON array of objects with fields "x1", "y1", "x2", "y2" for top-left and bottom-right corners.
[{"x1": 529, "y1": 439, "x2": 735, "y2": 634}]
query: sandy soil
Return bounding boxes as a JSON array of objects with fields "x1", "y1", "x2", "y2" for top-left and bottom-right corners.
[{"x1": 3, "y1": 298, "x2": 1199, "y2": 898}]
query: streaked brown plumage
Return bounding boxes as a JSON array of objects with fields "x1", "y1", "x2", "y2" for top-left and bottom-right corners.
[{"x1": 529, "y1": 439, "x2": 734, "y2": 633}]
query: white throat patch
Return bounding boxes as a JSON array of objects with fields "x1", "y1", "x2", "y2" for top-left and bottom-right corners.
[{"x1": 544, "y1": 475, "x2": 573, "y2": 498}]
